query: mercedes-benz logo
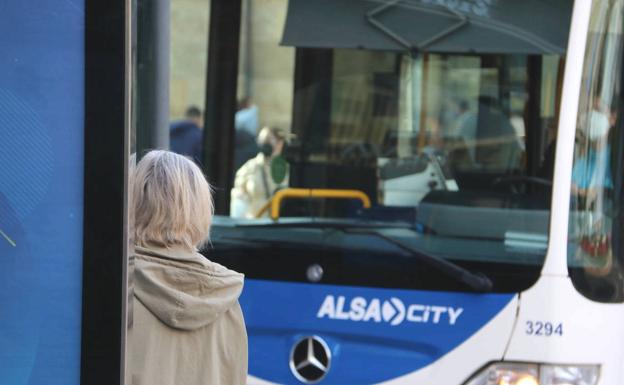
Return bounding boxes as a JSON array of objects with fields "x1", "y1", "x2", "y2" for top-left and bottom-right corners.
[{"x1": 289, "y1": 335, "x2": 331, "y2": 383}]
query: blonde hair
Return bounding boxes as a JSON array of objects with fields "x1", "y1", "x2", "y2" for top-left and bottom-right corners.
[{"x1": 132, "y1": 150, "x2": 213, "y2": 251}]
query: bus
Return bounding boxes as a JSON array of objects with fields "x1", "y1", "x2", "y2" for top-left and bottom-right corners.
[
  {"x1": 3, "y1": 0, "x2": 623, "y2": 385},
  {"x1": 0, "y1": 0, "x2": 624, "y2": 385},
  {"x1": 132, "y1": 0, "x2": 621, "y2": 384}
]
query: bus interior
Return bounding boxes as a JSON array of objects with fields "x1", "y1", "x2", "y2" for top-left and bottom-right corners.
[{"x1": 156, "y1": 0, "x2": 576, "y2": 294}]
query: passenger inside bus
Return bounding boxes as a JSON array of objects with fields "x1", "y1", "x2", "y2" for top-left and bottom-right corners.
[
  {"x1": 158, "y1": 0, "x2": 575, "y2": 295},
  {"x1": 571, "y1": 98, "x2": 614, "y2": 201},
  {"x1": 456, "y1": 95, "x2": 522, "y2": 171},
  {"x1": 230, "y1": 126, "x2": 290, "y2": 219},
  {"x1": 571, "y1": 98, "x2": 616, "y2": 278},
  {"x1": 233, "y1": 97, "x2": 261, "y2": 172}
]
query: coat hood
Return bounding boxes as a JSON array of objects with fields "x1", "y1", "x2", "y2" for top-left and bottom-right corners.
[{"x1": 133, "y1": 246, "x2": 244, "y2": 331}]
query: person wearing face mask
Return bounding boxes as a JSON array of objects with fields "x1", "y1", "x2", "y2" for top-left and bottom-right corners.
[
  {"x1": 571, "y1": 103, "x2": 614, "y2": 203},
  {"x1": 571, "y1": 100, "x2": 615, "y2": 277},
  {"x1": 230, "y1": 126, "x2": 290, "y2": 219}
]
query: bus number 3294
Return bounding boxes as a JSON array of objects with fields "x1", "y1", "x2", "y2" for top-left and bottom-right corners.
[{"x1": 525, "y1": 321, "x2": 563, "y2": 336}]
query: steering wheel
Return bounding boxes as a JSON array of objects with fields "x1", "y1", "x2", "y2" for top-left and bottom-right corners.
[{"x1": 491, "y1": 176, "x2": 553, "y2": 194}]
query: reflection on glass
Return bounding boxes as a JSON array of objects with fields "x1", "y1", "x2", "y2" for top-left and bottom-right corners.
[
  {"x1": 231, "y1": 126, "x2": 290, "y2": 218},
  {"x1": 233, "y1": 97, "x2": 260, "y2": 172},
  {"x1": 169, "y1": 0, "x2": 209, "y2": 119},
  {"x1": 569, "y1": 0, "x2": 624, "y2": 302},
  {"x1": 228, "y1": 0, "x2": 295, "y2": 219},
  {"x1": 205, "y1": 0, "x2": 572, "y2": 295},
  {"x1": 169, "y1": 106, "x2": 204, "y2": 165},
  {"x1": 167, "y1": 0, "x2": 210, "y2": 163}
]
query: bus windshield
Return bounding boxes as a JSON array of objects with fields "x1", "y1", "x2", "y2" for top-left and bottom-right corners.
[{"x1": 197, "y1": 0, "x2": 574, "y2": 293}]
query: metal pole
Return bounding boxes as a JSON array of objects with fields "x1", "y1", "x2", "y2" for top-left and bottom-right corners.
[
  {"x1": 203, "y1": 0, "x2": 242, "y2": 214},
  {"x1": 244, "y1": 0, "x2": 253, "y2": 98}
]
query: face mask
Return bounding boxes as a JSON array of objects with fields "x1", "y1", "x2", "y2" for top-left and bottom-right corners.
[
  {"x1": 589, "y1": 109, "x2": 610, "y2": 140},
  {"x1": 259, "y1": 143, "x2": 273, "y2": 157}
]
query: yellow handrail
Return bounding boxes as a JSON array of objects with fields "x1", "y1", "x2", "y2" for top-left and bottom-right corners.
[
  {"x1": 255, "y1": 188, "x2": 371, "y2": 220},
  {"x1": 255, "y1": 199, "x2": 273, "y2": 218}
]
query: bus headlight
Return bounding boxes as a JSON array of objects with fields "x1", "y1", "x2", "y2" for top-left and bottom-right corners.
[{"x1": 464, "y1": 362, "x2": 600, "y2": 385}]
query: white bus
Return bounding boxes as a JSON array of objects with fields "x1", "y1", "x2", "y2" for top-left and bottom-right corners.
[{"x1": 134, "y1": 0, "x2": 624, "y2": 384}]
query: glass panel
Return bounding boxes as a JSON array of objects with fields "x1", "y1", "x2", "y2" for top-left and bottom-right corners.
[
  {"x1": 209, "y1": 1, "x2": 573, "y2": 293},
  {"x1": 568, "y1": 0, "x2": 624, "y2": 302},
  {"x1": 168, "y1": 0, "x2": 210, "y2": 165},
  {"x1": 230, "y1": 0, "x2": 295, "y2": 217},
  {"x1": 133, "y1": 0, "x2": 210, "y2": 161}
]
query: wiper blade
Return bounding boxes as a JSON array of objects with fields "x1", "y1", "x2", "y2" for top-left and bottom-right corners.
[
  {"x1": 345, "y1": 228, "x2": 493, "y2": 292},
  {"x1": 219, "y1": 219, "x2": 493, "y2": 291}
]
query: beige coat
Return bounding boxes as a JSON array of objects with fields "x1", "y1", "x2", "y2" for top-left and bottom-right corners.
[
  {"x1": 128, "y1": 246, "x2": 247, "y2": 385},
  {"x1": 230, "y1": 153, "x2": 289, "y2": 219}
]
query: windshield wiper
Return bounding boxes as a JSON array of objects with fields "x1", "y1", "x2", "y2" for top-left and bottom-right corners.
[
  {"x1": 220, "y1": 219, "x2": 493, "y2": 292},
  {"x1": 343, "y1": 228, "x2": 493, "y2": 292}
]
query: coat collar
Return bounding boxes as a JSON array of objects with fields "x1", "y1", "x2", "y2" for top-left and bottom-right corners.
[{"x1": 134, "y1": 245, "x2": 206, "y2": 266}]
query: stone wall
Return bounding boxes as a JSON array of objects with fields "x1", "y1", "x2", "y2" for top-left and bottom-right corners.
[
  {"x1": 169, "y1": 0, "x2": 294, "y2": 132},
  {"x1": 169, "y1": 0, "x2": 210, "y2": 120},
  {"x1": 238, "y1": 0, "x2": 294, "y2": 132}
]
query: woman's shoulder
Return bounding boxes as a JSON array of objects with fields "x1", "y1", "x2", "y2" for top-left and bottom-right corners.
[{"x1": 134, "y1": 245, "x2": 244, "y2": 278}]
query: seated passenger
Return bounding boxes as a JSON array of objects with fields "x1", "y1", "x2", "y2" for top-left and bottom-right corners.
[
  {"x1": 571, "y1": 102, "x2": 615, "y2": 278},
  {"x1": 571, "y1": 105, "x2": 614, "y2": 202},
  {"x1": 457, "y1": 96, "x2": 522, "y2": 171},
  {"x1": 230, "y1": 126, "x2": 290, "y2": 219},
  {"x1": 233, "y1": 97, "x2": 260, "y2": 171}
]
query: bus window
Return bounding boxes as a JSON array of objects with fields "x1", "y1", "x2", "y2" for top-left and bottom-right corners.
[
  {"x1": 208, "y1": 0, "x2": 572, "y2": 294},
  {"x1": 133, "y1": 0, "x2": 211, "y2": 163},
  {"x1": 229, "y1": 0, "x2": 295, "y2": 218},
  {"x1": 568, "y1": 0, "x2": 624, "y2": 303},
  {"x1": 166, "y1": 0, "x2": 211, "y2": 166}
]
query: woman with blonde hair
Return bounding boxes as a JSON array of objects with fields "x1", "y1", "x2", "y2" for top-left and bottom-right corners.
[{"x1": 128, "y1": 150, "x2": 247, "y2": 385}]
